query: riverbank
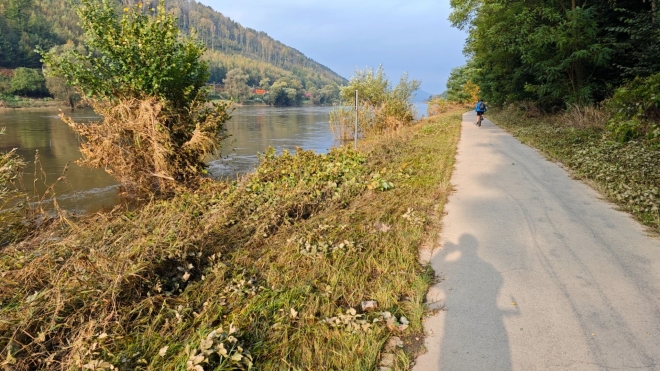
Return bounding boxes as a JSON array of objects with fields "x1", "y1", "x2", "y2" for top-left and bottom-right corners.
[
  {"x1": 488, "y1": 107, "x2": 660, "y2": 232},
  {"x1": 0, "y1": 108, "x2": 463, "y2": 370},
  {"x1": 0, "y1": 97, "x2": 73, "y2": 110}
]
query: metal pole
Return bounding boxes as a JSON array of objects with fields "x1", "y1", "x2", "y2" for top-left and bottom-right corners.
[{"x1": 354, "y1": 90, "x2": 358, "y2": 149}]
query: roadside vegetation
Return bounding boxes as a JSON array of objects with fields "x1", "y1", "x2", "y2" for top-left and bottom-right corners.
[
  {"x1": 0, "y1": 107, "x2": 463, "y2": 370},
  {"x1": 488, "y1": 104, "x2": 660, "y2": 231},
  {"x1": 329, "y1": 66, "x2": 421, "y2": 141},
  {"x1": 40, "y1": 0, "x2": 230, "y2": 196},
  {"x1": 0, "y1": 1, "x2": 465, "y2": 369}
]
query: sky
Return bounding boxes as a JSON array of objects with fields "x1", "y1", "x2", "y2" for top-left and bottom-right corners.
[{"x1": 197, "y1": 0, "x2": 467, "y2": 95}]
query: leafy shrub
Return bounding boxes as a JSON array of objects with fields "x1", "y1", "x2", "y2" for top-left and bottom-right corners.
[
  {"x1": 335, "y1": 66, "x2": 420, "y2": 137},
  {"x1": 41, "y1": 0, "x2": 207, "y2": 108},
  {"x1": 8, "y1": 68, "x2": 49, "y2": 97},
  {"x1": 605, "y1": 72, "x2": 660, "y2": 142}
]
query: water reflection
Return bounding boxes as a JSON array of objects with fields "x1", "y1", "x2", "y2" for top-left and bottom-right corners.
[
  {"x1": 0, "y1": 108, "x2": 119, "y2": 214},
  {"x1": 208, "y1": 105, "x2": 336, "y2": 178}
]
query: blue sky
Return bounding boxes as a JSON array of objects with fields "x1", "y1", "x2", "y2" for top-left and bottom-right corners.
[{"x1": 197, "y1": 0, "x2": 467, "y2": 94}]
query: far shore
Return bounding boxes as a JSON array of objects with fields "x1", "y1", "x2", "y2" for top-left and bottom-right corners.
[
  {"x1": 0, "y1": 99, "x2": 75, "y2": 111},
  {"x1": 1, "y1": 98, "x2": 338, "y2": 112}
]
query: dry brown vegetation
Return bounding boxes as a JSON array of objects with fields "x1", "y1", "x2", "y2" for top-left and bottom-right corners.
[
  {"x1": 426, "y1": 99, "x2": 467, "y2": 118},
  {"x1": 329, "y1": 103, "x2": 420, "y2": 142},
  {"x1": 0, "y1": 109, "x2": 464, "y2": 370},
  {"x1": 0, "y1": 128, "x2": 28, "y2": 246},
  {"x1": 60, "y1": 97, "x2": 231, "y2": 197},
  {"x1": 555, "y1": 104, "x2": 610, "y2": 129}
]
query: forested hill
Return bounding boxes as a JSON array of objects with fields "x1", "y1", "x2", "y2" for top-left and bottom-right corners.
[{"x1": 0, "y1": 0, "x2": 346, "y2": 89}]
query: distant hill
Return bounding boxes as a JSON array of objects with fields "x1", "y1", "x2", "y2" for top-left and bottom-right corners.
[
  {"x1": 0, "y1": 0, "x2": 346, "y2": 90},
  {"x1": 426, "y1": 91, "x2": 448, "y2": 101},
  {"x1": 413, "y1": 90, "x2": 434, "y2": 103}
]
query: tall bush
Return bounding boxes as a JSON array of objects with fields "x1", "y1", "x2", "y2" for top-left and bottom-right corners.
[
  {"x1": 605, "y1": 72, "x2": 660, "y2": 143},
  {"x1": 333, "y1": 66, "x2": 420, "y2": 138},
  {"x1": 446, "y1": 64, "x2": 480, "y2": 104},
  {"x1": 9, "y1": 67, "x2": 49, "y2": 97},
  {"x1": 427, "y1": 97, "x2": 449, "y2": 116},
  {"x1": 41, "y1": 0, "x2": 230, "y2": 195}
]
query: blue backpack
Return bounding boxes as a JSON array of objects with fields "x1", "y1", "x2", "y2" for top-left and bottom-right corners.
[{"x1": 478, "y1": 102, "x2": 486, "y2": 111}]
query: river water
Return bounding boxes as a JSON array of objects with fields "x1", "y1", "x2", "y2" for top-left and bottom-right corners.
[{"x1": 0, "y1": 103, "x2": 427, "y2": 214}]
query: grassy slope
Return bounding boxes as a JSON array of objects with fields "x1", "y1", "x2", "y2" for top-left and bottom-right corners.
[
  {"x1": 488, "y1": 109, "x2": 660, "y2": 232},
  {"x1": 0, "y1": 109, "x2": 463, "y2": 370}
]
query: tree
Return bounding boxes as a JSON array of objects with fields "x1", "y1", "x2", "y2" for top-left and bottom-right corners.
[
  {"x1": 319, "y1": 84, "x2": 340, "y2": 104},
  {"x1": 41, "y1": 0, "x2": 209, "y2": 109},
  {"x1": 446, "y1": 64, "x2": 479, "y2": 103},
  {"x1": 45, "y1": 75, "x2": 80, "y2": 109},
  {"x1": 448, "y1": 0, "x2": 657, "y2": 107},
  {"x1": 267, "y1": 76, "x2": 304, "y2": 106},
  {"x1": 9, "y1": 67, "x2": 49, "y2": 97},
  {"x1": 259, "y1": 77, "x2": 271, "y2": 90},
  {"x1": 223, "y1": 68, "x2": 249, "y2": 102},
  {"x1": 340, "y1": 65, "x2": 389, "y2": 105},
  {"x1": 307, "y1": 85, "x2": 320, "y2": 104},
  {"x1": 41, "y1": 0, "x2": 230, "y2": 195}
]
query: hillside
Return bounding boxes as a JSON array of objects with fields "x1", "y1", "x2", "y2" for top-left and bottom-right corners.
[{"x1": 0, "y1": 0, "x2": 346, "y2": 98}]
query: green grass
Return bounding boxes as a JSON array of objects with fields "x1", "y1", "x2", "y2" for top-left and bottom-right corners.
[
  {"x1": 0, "y1": 109, "x2": 463, "y2": 370},
  {"x1": 489, "y1": 108, "x2": 660, "y2": 232}
]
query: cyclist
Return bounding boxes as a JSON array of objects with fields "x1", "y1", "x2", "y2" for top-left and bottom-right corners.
[{"x1": 475, "y1": 99, "x2": 487, "y2": 126}]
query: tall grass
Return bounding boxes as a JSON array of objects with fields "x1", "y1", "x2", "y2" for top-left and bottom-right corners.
[
  {"x1": 329, "y1": 103, "x2": 414, "y2": 141},
  {"x1": 0, "y1": 109, "x2": 464, "y2": 370},
  {"x1": 0, "y1": 127, "x2": 27, "y2": 246}
]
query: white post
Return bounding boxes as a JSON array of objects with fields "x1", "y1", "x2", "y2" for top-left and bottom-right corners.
[{"x1": 354, "y1": 90, "x2": 358, "y2": 149}]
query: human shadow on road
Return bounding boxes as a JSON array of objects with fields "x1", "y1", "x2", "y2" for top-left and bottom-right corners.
[{"x1": 437, "y1": 234, "x2": 519, "y2": 371}]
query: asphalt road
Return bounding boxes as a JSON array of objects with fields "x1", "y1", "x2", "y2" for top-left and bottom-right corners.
[{"x1": 413, "y1": 112, "x2": 660, "y2": 371}]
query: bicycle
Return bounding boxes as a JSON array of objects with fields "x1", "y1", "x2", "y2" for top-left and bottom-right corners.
[{"x1": 476, "y1": 112, "x2": 484, "y2": 127}]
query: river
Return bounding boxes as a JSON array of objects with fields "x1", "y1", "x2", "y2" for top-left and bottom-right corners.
[{"x1": 0, "y1": 103, "x2": 427, "y2": 214}]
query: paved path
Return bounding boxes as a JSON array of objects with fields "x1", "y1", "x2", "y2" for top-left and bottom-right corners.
[{"x1": 413, "y1": 112, "x2": 660, "y2": 371}]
